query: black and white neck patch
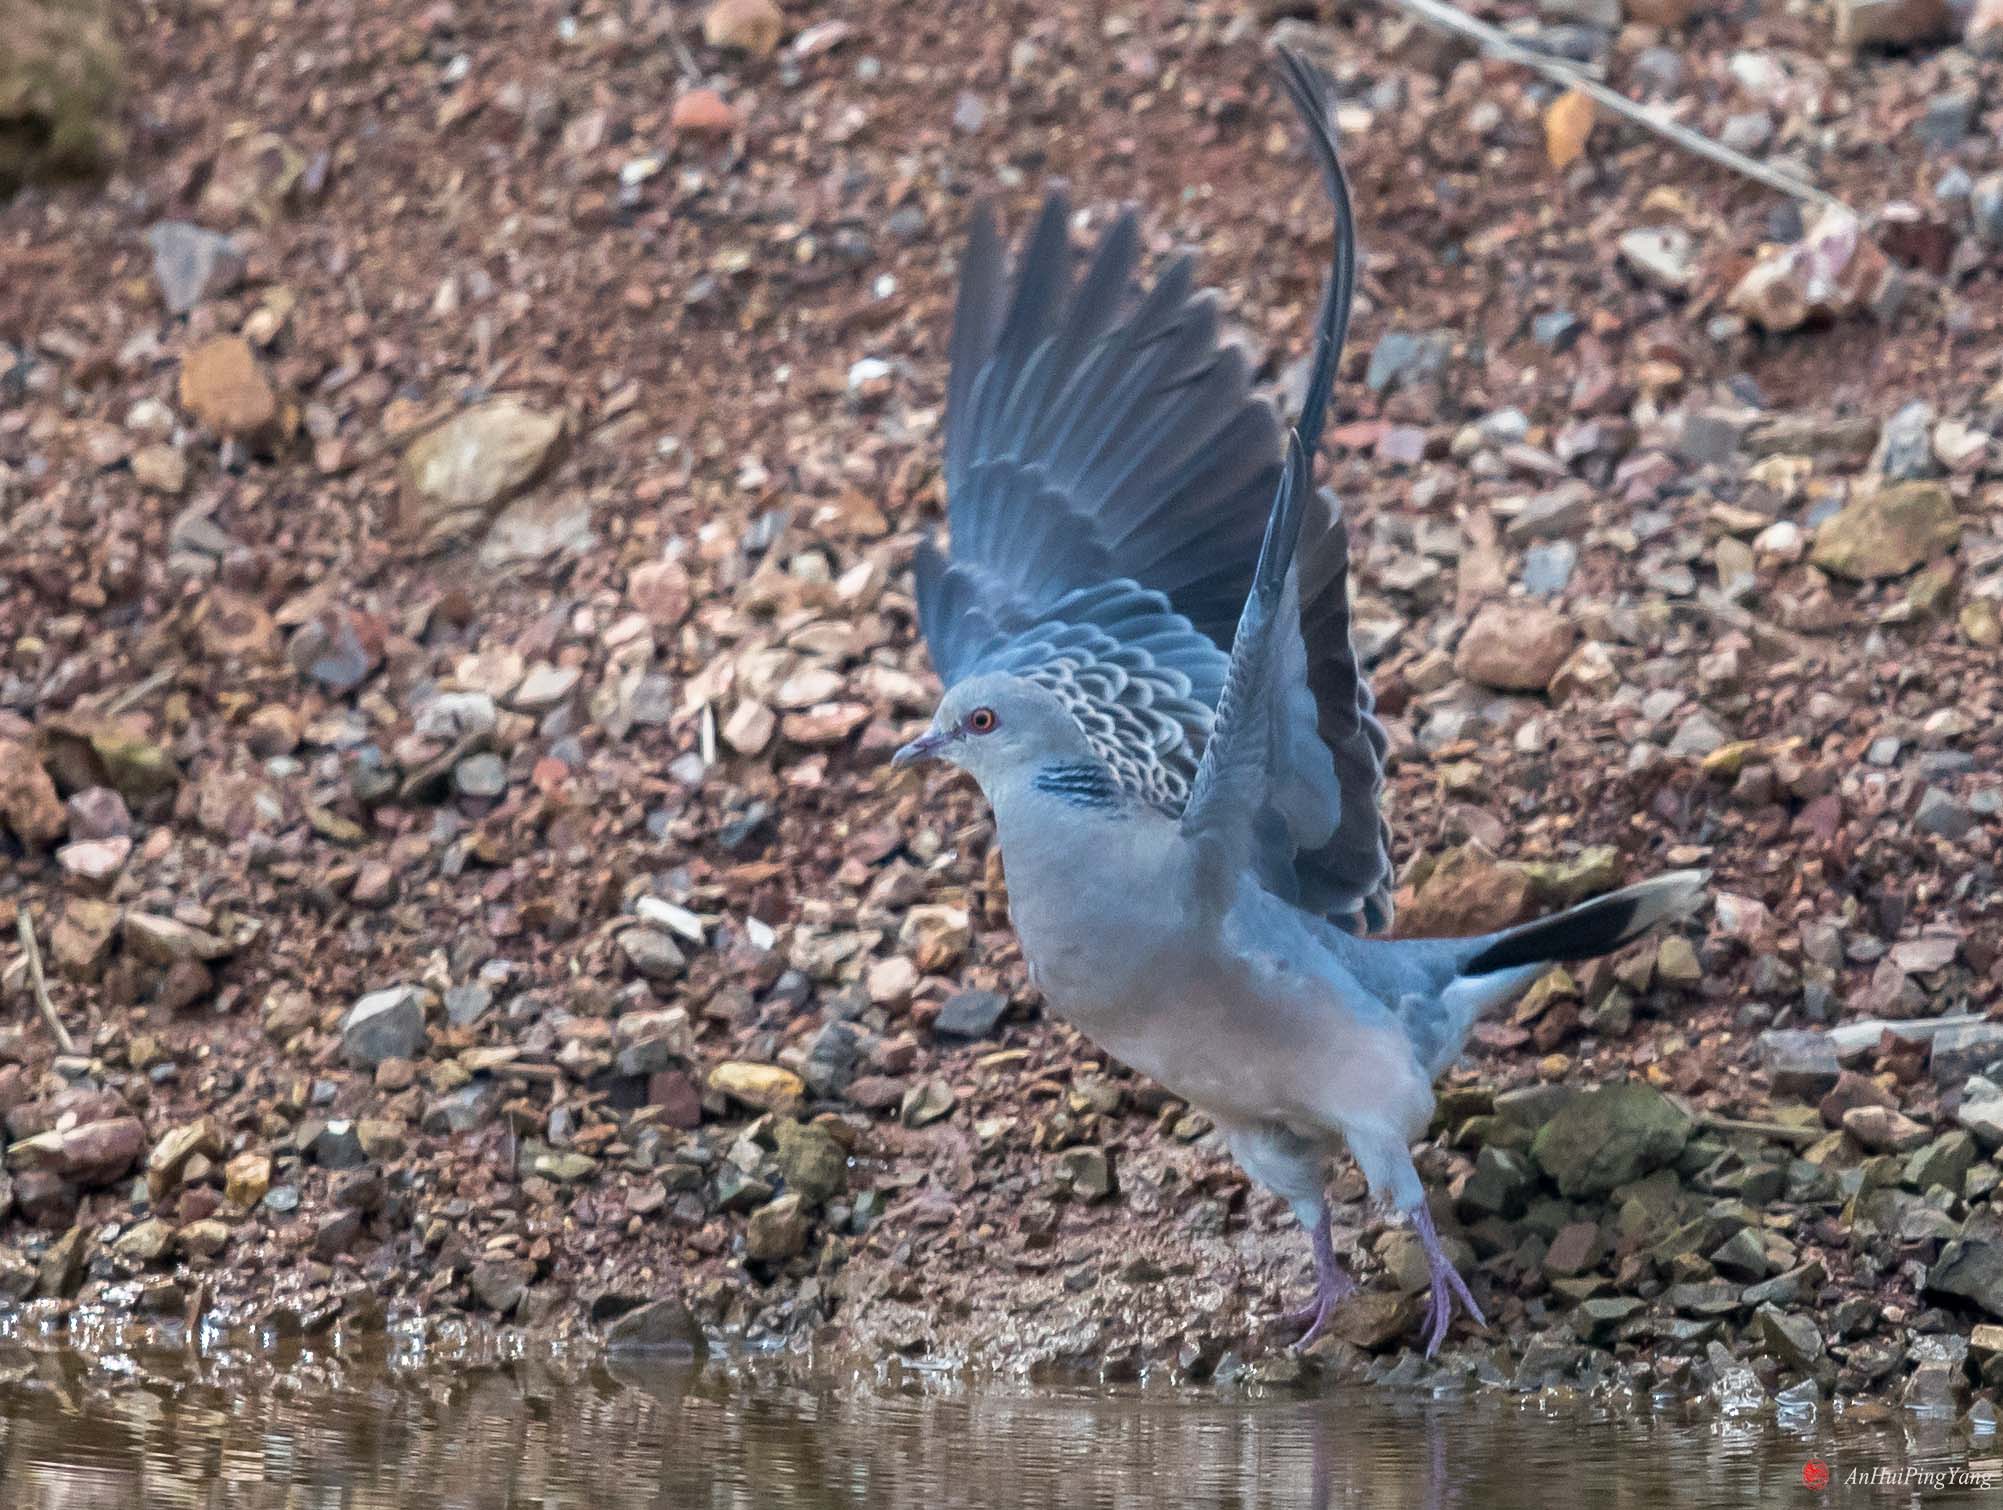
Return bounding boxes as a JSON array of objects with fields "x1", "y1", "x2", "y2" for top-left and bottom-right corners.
[{"x1": 1031, "y1": 760, "x2": 1126, "y2": 811}]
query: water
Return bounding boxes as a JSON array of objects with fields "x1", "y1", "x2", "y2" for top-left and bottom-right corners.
[{"x1": 0, "y1": 1330, "x2": 1997, "y2": 1508}]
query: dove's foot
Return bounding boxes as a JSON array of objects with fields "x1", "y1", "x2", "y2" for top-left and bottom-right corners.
[
  {"x1": 1285, "y1": 1268, "x2": 1357, "y2": 1347},
  {"x1": 1411, "y1": 1202, "x2": 1485, "y2": 1358},
  {"x1": 1285, "y1": 1206, "x2": 1356, "y2": 1348}
]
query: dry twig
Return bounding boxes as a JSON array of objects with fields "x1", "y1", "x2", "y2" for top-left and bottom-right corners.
[
  {"x1": 1698, "y1": 1113, "x2": 1823, "y2": 1147},
  {"x1": 15, "y1": 909, "x2": 77, "y2": 1056},
  {"x1": 100, "y1": 661, "x2": 182, "y2": 716},
  {"x1": 1361, "y1": 0, "x2": 1850, "y2": 212}
]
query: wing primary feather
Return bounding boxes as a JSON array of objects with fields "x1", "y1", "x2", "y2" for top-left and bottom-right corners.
[
  {"x1": 1178, "y1": 431, "x2": 1313, "y2": 913},
  {"x1": 1268, "y1": 44, "x2": 1397, "y2": 934},
  {"x1": 1273, "y1": 45, "x2": 1355, "y2": 468},
  {"x1": 945, "y1": 202, "x2": 1006, "y2": 486},
  {"x1": 917, "y1": 56, "x2": 1379, "y2": 875}
]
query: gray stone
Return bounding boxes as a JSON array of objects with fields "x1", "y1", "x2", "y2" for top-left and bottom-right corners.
[
  {"x1": 519, "y1": 1142, "x2": 596, "y2": 1183},
  {"x1": 1754, "y1": 1304, "x2": 1825, "y2": 1370},
  {"x1": 1903, "y1": 1131, "x2": 1976, "y2": 1195},
  {"x1": 1903, "y1": 1355, "x2": 1967, "y2": 1416},
  {"x1": 618, "y1": 928, "x2": 686, "y2": 983},
  {"x1": 1913, "y1": 787, "x2": 1974, "y2": 840},
  {"x1": 1533, "y1": 22, "x2": 1611, "y2": 63},
  {"x1": 900, "y1": 1078, "x2": 956, "y2": 1127},
  {"x1": 605, "y1": 1296, "x2": 706, "y2": 1354},
  {"x1": 1532, "y1": 1083, "x2": 1694, "y2": 1197},
  {"x1": 1458, "y1": 1145, "x2": 1534, "y2": 1219},
  {"x1": 1710, "y1": 1228, "x2": 1772, "y2": 1282},
  {"x1": 1522, "y1": 542, "x2": 1577, "y2": 597},
  {"x1": 414, "y1": 691, "x2": 498, "y2": 741},
  {"x1": 124, "y1": 912, "x2": 230, "y2": 965},
  {"x1": 1667, "y1": 1281, "x2": 1743, "y2": 1317},
  {"x1": 1677, "y1": 408, "x2": 1749, "y2": 468},
  {"x1": 1872, "y1": 399, "x2": 1938, "y2": 481},
  {"x1": 1719, "y1": 113, "x2": 1772, "y2": 155},
  {"x1": 1932, "y1": 1023, "x2": 2003, "y2": 1085},
  {"x1": 470, "y1": 1258, "x2": 534, "y2": 1315},
  {"x1": 444, "y1": 983, "x2": 493, "y2": 1026},
  {"x1": 1743, "y1": 1263, "x2": 1822, "y2": 1310},
  {"x1": 341, "y1": 986, "x2": 427, "y2": 1066},
  {"x1": 614, "y1": 1038, "x2": 681, "y2": 1077},
  {"x1": 1618, "y1": 226, "x2": 1697, "y2": 293},
  {"x1": 803, "y1": 1020, "x2": 862, "y2": 1098},
  {"x1": 1537, "y1": 0, "x2": 1620, "y2": 25},
  {"x1": 1531, "y1": 310, "x2": 1580, "y2": 350},
  {"x1": 1747, "y1": 414, "x2": 1881, "y2": 464},
  {"x1": 714, "y1": 1168, "x2": 774, "y2": 1213},
  {"x1": 1916, "y1": 91, "x2": 1976, "y2": 151},
  {"x1": 1928, "y1": 1213, "x2": 2003, "y2": 1319},
  {"x1": 933, "y1": 988, "x2": 1008, "y2": 1040},
  {"x1": 1631, "y1": 46, "x2": 1683, "y2": 98},
  {"x1": 313, "y1": 1209, "x2": 363, "y2": 1259},
  {"x1": 1852, "y1": 1186, "x2": 1960, "y2": 1243},
  {"x1": 1495, "y1": 1083, "x2": 1577, "y2": 1131},
  {"x1": 1365, "y1": 329, "x2": 1451, "y2": 394},
  {"x1": 1757, "y1": 1029, "x2": 1841, "y2": 1098},
  {"x1": 145, "y1": 222, "x2": 244, "y2": 315},
  {"x1": 1972, "y1": 173, "x2": 2003, "y2": 245},
  {"x1": 453, "y1": 752, "x2": 508, "y2": 798},
  {"x1": 1573, "y1": 1295, "x2": 1645, "y2": 1342},
  {"x1": 311, "y1": 1120, "x2": 367, "y2": 1170},
  {"x1": 1956, "y1": 1080, "x2": 2003, "y2": 1150},
  {"x1": 509, "y1": 663, "x2": 581, "y2": 713},
  {"x1": 423, "y1": 1082, "x2": 499, "y2": 1135},
  {"x1": 1507, "y1": 481, "x2": 1594, "y2": 542},
  {"x1": 951, "y1": 91, "x2": 986, "y2": 134},
  {"x1": 1667, "y1": 710, "x2": 1731, "y2": 759}
]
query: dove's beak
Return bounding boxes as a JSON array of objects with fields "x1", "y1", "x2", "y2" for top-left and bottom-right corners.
[{"x1": 892, "y1": 729, "x2": 950, "y2": 768}]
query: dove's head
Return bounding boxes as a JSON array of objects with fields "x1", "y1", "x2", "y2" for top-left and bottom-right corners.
[{"x1": 892, "y1": 672, "x2": 1097, "y2": 793}]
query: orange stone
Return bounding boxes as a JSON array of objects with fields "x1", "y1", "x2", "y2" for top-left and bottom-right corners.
[
  {"x1": 178, "y1": 336, "x2": 277, "y2": 437},
  {"x1": 672, "y1": 89, "x2": 738, "y2": 135}
]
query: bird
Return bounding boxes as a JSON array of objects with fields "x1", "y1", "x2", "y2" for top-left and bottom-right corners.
[{"x1": 892, "y1": 45, "x2": 1707, "y2": 1357}]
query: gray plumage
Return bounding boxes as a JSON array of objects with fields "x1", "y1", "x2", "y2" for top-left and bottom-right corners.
[
  {"x1": 915, "y1": 47, "x2": 1392, "y2": 932},
  {"x1": 896, "y1": 47, "x2": 1708, "y2": 1357}
]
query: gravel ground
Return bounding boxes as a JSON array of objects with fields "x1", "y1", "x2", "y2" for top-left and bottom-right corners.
[{"x1": 2, "y1": 0, "x2": 2002, "y2": 1410}]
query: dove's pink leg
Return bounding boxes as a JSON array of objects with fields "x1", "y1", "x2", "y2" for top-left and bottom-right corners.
[
  {"x1": 1411, "y1": 1201, "x2": 1485, "y2": 1357},
  {"x1": 1285, "y1": 1203, "x2": 1356, "y2": 1347}
]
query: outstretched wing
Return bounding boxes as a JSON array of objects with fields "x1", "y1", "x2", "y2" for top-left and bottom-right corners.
[
  {"x1": 1180, "y1": 47, "x2": 1392, "y2": 930},
  {"x1": 1180, "y1": 431, "x2": 1339, "y2": 914},
  {"x1": 912, "y1": 45, "x2": 1394, "y2": 926},
  {"x1": 914, "y1": 186, "x2": 1273, "y2": 809},
  {"x1": 1270, "y1": 45, "x2": 1395, "y2": 934}
]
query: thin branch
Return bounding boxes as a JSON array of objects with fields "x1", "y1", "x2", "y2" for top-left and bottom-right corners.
[
  {"x1": 1698, "y1": 1113, "x2": 1822, "y2": 1147},
  {"x1": 15, "y1": 909, "x2": 77, "y2": 1056},
  {"x1": 98, "y1": 661, "x2": 181, "y2": 717},
  {"x1": 1361, "y1": 0, "x2": 1849, "y2": 212}
]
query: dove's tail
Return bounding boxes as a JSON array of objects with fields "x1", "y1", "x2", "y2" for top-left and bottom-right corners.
[
  {"x1": 1460, "y1": 870, "x2": 1709, "y2": 977},
  {"x1": 1373, "y1": 870, "x2": 1709, "y2": 1079},
  {"x1": 1396, "y1": 869, "x2": 1708, "y2": 1077}
]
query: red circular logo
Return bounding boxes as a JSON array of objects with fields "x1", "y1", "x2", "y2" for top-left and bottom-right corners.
[{"x1": 1802, "y1": 1460, "x2": 1831, "y2": 1491}]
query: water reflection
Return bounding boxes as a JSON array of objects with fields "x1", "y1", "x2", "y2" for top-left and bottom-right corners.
[{"x1": 0, "y1": 1334, "x2": 1997, "y2": 1509}]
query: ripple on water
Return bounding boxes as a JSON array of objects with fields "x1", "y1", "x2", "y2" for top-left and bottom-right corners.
[{"x1": 0, "y1": 1330, "x2": 1998, "y2": 1508}]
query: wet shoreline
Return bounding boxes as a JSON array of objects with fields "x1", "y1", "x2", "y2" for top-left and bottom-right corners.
[{"x1": 2, "y1": 1319, "x2": 2000, "y2": 1510}]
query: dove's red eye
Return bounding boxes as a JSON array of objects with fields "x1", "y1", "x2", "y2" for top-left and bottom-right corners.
[{"x1": 966, "y1": 707, "x2": 998, "y2": 735}]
